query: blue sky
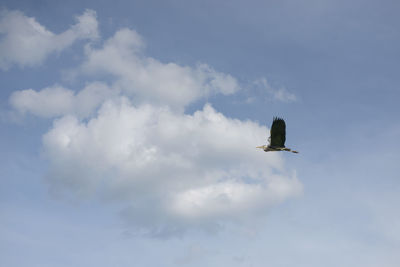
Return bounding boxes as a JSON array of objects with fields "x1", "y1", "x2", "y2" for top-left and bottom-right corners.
[{"x1": 1, "y1": 0, "x2": 399, "y2": 266}]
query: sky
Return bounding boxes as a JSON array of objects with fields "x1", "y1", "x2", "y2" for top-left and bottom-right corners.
[{"x1": 1, "y1": 0, "x2": 399, "y2": 266}]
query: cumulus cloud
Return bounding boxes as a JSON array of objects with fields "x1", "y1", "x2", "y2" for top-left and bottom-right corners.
[
  {"x1": 9, "y1": 82, "x2": 115, "y2": 118},
  {"x1": 43, "y1": 99, "x2": 302, "y2": 235},
  {"x1": 6, "y1": 10, "x2": 301, "y2": 236},
  {"x1": 0, "y1": 9, "x2": 98, "y2": 70},
  {"x1": 75, "y1": 28, "x2": 239, "y2": 110}
]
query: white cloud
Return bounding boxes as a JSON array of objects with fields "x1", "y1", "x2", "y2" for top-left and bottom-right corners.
[
  {"x1": 76, "y1": 28, "x2": 239, "y2": 110},
  {"x1": 0, "y1": 9, "x2": 98, "y2": 70},
  {"x1": 9, "y1": 82, "x2": 115, "y2": 118},
  {"x1": 6, "y1": 11, "x2": 301, "y2": 236},
  {"x1": 42, "y1": 99, "x2": 302, "y2": 235}
]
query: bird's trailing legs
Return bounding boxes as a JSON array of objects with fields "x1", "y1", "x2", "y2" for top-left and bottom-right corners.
[
  {"x1": 256, "y1": 145, "x2": 299, "y2": 153},
  {"x1": 281, "y1": 147, "x2": 299, "y2": 153}
]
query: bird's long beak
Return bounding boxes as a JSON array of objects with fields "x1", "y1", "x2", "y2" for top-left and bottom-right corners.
[{"x1": 256, "y1": 146, "x2": 264, "y2": 149}]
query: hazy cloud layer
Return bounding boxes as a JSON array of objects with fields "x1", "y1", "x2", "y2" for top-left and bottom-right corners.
[{"x1": 0, "y1": 9, "x2": 98, "y2": 70}]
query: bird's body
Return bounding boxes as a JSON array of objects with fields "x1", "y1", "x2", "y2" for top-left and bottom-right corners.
[{"x1": 257, "y1": 117, "x2": 299, "y2": 153}]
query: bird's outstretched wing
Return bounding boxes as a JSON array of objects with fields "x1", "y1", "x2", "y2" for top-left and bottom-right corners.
[{"x1": 270, "y1": 117, "x2": 286, "y2": 147}]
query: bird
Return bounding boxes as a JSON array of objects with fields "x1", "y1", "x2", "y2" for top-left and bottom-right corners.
[{"x1": 257, "y1": 117, "x2": 299, "y2": 153}]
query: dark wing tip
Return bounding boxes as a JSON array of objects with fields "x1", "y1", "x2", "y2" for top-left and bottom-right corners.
[
  {"x1": 273, "y1": 117, "x2": 285, "y2": 123},
  {"x1": 272, "y1": 117, "x2": 285, "y2": 126}
]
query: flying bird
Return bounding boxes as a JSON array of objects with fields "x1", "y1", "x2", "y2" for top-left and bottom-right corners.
[{"x1": 257, "y1": 117, "x2": 299, "y2": 153}]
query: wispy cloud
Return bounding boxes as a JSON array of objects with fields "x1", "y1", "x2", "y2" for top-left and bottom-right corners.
[{"x1": 254, "y1": 78, "x2": 297, "y2": 103}]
